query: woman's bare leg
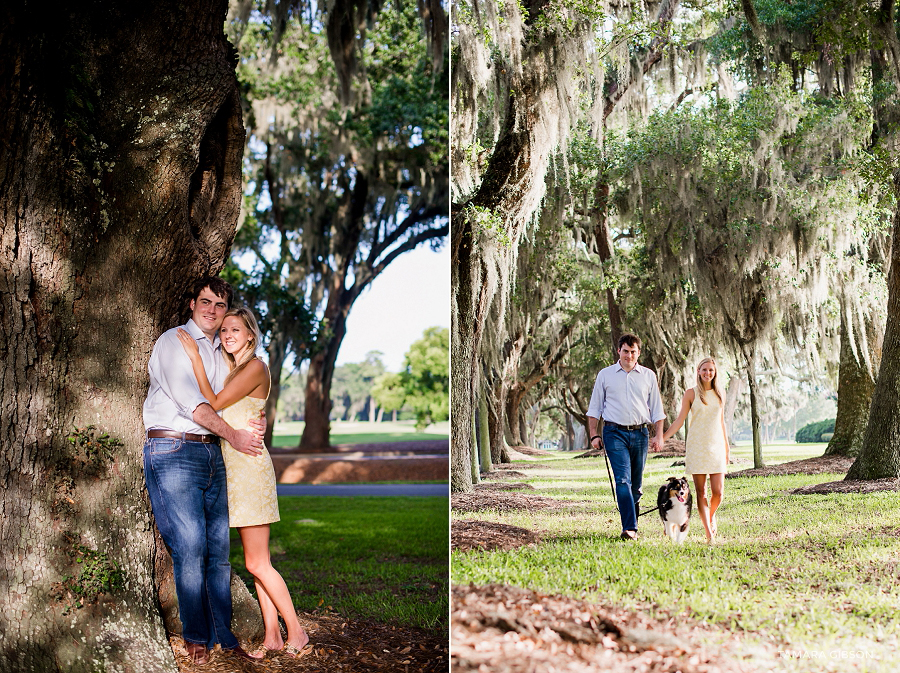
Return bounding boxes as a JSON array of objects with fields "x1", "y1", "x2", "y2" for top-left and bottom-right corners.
[
  {"x1": 254, "y1": 579, "x2": 283, "y2": 650},
  {"x1": 708, "y1": 473, "x2": 724, "y2": 537},
  {"x1": 691, "y1": 474, "x2": 712, "y2": 542},
  {"x1": 239, "y1": 525, "x2": 309, "y2": 652}
]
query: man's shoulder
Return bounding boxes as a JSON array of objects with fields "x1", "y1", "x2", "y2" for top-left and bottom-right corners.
[
  {"x1": 599, "y1": 362, "x2": 620, "y2": 376},
  {"x1": 153, "y1": 325, "x2": 182, "y2": 345},
  {"x1": 150, "y1": 324, "x2": 192, "y2": 357},
  {"x1": 635, "y1": 364, "x2": 659, "y2": 379}
]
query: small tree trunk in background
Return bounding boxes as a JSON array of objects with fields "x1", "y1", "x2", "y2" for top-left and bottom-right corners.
[
  {"x1": 470, "y1": 402, "x2": 481, "y2": 484},
  {"x1": 478, "y1": 391, "x2": 492, "y2": 473},
  {"x1": 505, "y1": 385, "x2": 526, "y2": 446},
  {"x1": 826, "y1": 309, "x2": 877, "y2": 457},
  {"x1": 744, "y1": 348, "x2": 765, "y2": 468},
  {"x1": 264, "y1": 328, "x2": 288, "y2": 448},
  {"x1": 724, "y1": 375, "x2": 744, "y2": 444}
]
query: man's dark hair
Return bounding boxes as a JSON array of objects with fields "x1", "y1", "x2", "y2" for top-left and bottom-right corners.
[
  {"x1": 191, "y1": 276, "x2": 233, "y2": 309},
  {"x1": 618, "y1": 333, "x2": 642, "y2": 350}
]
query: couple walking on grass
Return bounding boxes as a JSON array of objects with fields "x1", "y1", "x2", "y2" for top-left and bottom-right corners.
[
  {"x1": 587, "y1": 334, "x2": 730, "y2": 543},
  {"x1": 143, "y1": 276, "x2": 311, "y2": 665}
]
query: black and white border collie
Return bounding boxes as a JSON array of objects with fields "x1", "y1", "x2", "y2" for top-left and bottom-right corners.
[{"x1": 657, "y1": 476, "x2": 693, "y2": 543}]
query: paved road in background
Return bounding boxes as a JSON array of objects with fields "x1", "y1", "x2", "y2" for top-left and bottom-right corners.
[{"x1": 276, "y1": 483, "x2": 448, "y2": 497}]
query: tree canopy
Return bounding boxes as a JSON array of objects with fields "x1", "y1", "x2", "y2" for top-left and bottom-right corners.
[
  {"x1": 450, "y1": 0, "x2": 900, "y2": 490},
  {"x1": 229, "y1": 0, "x2": 448, "y2": 449}
]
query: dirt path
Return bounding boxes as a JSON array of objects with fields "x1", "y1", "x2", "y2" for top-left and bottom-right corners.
[{"x1": 452, "y1": 584, "x2": 773, "y2": 673}]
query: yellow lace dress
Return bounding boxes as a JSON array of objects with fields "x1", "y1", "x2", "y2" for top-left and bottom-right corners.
[
  {"x1": 221, "y1": 396, "x2": 280, "y2": 527},
  {"x1": 684, "y1": 387, "x2": 728, "y2": 476}
]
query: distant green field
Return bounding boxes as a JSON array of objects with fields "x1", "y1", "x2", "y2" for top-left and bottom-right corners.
[
  {"x1": 728, "y1": 440, "x2": 827, "y2": 465},
  {"x1": 271, "y1": 420, "x2": 449, "y2": 448}
]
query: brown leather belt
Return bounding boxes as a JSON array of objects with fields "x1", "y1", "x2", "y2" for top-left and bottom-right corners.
[
  {"x1": 604, "y1": 421, "x2": 648, "y2": 432},
  {"x1": 147, "y1": 430, "x2": 220, "y2": 444}
]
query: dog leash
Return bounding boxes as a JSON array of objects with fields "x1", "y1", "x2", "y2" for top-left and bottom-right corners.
[
  {"x1": 602, "y1": 446, "x2": 619, "y2": 513},
  {"x1": 602, "y1": 444, "x2": 660, "y2": 517}
]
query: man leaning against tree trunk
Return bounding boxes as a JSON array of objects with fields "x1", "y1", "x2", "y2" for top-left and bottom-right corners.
[{"x1": 142, "y1": 276, "x2": 263, "y2": 665}]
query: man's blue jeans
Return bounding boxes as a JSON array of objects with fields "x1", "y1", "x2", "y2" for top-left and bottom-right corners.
[
  {"x1": 143, "y1": 438, "x2": 238, "y2": 649},
  {"x1": 602, "y1": 424, "x2": 649, "y2": 533}
]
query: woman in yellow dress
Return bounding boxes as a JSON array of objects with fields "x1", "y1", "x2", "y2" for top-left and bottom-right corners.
[
  {"x1": 662, "y1": 357, "x2": 730, "y2": 542},
  {"x1": 177, "y1": 307, "x2": 310, "y2": 658}
]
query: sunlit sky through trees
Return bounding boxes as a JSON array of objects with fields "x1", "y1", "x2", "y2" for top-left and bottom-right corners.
[{"x1": 336, "y1": 244, "x2": 449, "y2": 372}]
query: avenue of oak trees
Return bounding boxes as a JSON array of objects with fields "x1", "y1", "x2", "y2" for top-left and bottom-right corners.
[
  {"x1": 450, "y1": 0, "x2": 900, "y2": 492},
  {"x1": 0, "y1": 0, "x2": 445, "y2": 670}
]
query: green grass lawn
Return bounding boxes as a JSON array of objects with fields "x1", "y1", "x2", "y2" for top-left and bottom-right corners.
[
  {"x1": 453, "y1": 442, "x2": 900, "y2": 670},
  {"x1": 271, "y1": 420, "x2": 449, "y2": 448},
  {"x1": 231, "y1": 496, "x2": 448, "y2": 633}
]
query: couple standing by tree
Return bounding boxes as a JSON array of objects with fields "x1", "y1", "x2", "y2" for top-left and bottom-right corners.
[
  {"x1": 587, "y1": 335, "x2": 730, "y2": 543},
  {"x1": 143, "y1": 276, "x2": 310, "y2": 664}
]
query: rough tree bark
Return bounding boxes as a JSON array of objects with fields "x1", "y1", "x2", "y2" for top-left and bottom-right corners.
[
  {"x1": 847, "y1": 204, "x2": 900, "y2": 478},
  {"x1": 825, "y1": 309, "x2": 878, "y2": 458},
  {"x1": 0, "y1": 2, "x2": 261, "y2": 671}
]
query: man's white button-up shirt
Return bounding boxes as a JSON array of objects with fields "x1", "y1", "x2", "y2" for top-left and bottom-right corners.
[
  {"x1": 587, "y1": 362, "x2": 666, "y2": 426},
  {"x1": 143, "y1": 319, "x2": 225, "y2": 433}
]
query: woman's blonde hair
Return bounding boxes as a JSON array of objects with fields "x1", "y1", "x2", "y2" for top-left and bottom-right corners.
[
  {"x1": 221, "y1": 306, "x2": 263, "y2": 386},
  {"x1": 695, "y1": 357, "x2": 724, "y2": 406}
]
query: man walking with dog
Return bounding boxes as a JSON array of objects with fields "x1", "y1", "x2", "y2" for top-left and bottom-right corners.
[{"x1": 587, "y1": 334, "x2": 665, "y2": 541}]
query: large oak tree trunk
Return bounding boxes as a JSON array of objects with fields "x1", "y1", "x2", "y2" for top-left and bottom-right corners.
[
  {"x1": 848, "y1": 203, "x2": 900, "y2": 479},
  {"x1": 0, "y1": 2, "x2": 259, "y2": 670},
  {"x1": 450, "y1": 212, "x2": 482, "y2": 491},
  {"x1": 825, "y1": 309, "x2": 878, "y2": 457}
]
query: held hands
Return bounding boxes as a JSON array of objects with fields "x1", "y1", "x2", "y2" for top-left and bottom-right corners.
[
  {"x1": 176, "y1": 328, "x2": 201, "y2": 361},
  {"x1": 650, "y1": 435, "x2": 665, "y2": 452}
]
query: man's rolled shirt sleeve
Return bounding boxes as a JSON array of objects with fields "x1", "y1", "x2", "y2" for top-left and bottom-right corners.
[{"x1": 587, "y1": 371, "x2": 605, "y2": 419}]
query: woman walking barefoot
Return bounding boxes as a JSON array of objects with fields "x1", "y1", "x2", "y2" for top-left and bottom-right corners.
[
  {"x1": 178, "y1": 307, "x2": 310, "y2": 658},
  {"x1": 663, "y1": 358, "x2": 730, "y2": 542}
]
